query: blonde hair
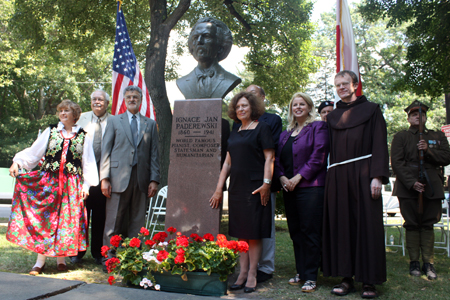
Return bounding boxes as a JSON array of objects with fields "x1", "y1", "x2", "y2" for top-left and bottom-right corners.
[{"x1": 287, "y1": 92, "x2": 317, "y2": 130}]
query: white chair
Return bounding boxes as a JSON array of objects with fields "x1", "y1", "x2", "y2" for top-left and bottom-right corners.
[
  {"x1": 383, "y1": 178, "x2": 405, "y2": 255},
  {"x1": 145, "y1": 185, "x2": 168, "y2": 237},
  {"x1": 434, "y1": 199, "x2": 450, "y2": 257}
]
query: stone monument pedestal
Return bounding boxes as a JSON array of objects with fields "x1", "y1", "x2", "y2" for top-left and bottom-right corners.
[{"x1": 165, "y1": 99, "x2": 223, "y2": 237}]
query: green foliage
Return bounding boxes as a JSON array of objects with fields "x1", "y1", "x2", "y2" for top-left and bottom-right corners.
[
  {"x1": 6, "y1": 0, "x2": 319, "y2": 186},
  {"x1": 0, "y1": 115, "x2": 59, "y2": 167},
  {"x1": 0, "y1": 0, "x2": 113, "y2": 122},
  {"x1": 311, "y1": 4, "x2": 448, "y2": 151},
  {"x1": 10, "y1": 0, "x2": 318, "y2": 107},
  {"x1": 360, "y1": 0, "x2": 450, "y2": 96}
]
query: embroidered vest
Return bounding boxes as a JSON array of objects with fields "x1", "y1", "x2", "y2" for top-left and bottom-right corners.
[{"x1": 40, "y1": 124, "x2": 86, "y2": 176}]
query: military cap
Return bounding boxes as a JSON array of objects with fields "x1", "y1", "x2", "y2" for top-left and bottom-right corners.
[
  {"x1": 318, "y1": 101, "x2": 334, "y2": 113},
  {"x1": 404, "y1": 100, "x2": 429, "y2": 115}
]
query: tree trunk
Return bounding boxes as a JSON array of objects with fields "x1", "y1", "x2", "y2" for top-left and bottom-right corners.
[
  {"x1": 38, "y1": 87, "x2": 45, "y2": 119},
  {"x1": 446, "y1": 92, "x2": 450, "y2": 125},
  {"x1": 0, "y1": 87, "x2": 6, "y2": 119},
  {"x1": 146, "y1": 0, "x2": 191, "y2": 186}
]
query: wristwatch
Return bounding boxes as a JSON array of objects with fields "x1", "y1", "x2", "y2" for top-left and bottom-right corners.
[{"x1": 263, "y1": 178, "x2": 272, "y2": 185}]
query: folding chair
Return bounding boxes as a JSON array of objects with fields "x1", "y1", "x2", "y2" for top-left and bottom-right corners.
[
  {"x1": 434, "y1": 199, "x2": 450, "y2": 257},
  {"x1": 383, "y1": 178, "x2": 405, "y2": 255},
  {"x1": 145, "y1": 185, "x2": 168, "y2": 237}
]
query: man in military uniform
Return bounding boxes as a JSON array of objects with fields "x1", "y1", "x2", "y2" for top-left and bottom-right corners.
[{"x1": 391, "y1": 100, "x2": 450, "y2": 280}]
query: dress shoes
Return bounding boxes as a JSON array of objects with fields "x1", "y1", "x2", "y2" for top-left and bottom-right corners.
[
  {"x1": 29, "y1": 264, "x2": 45, "y2": 276},
  {"x1": 422, "y1": 263, "x2": 437, "y2": 280},
  {"x1": 244, "y1": 286, "x2": 257, "y2": 293},
  {"x1": 229, "y1": 281, "x2": 246, "y2": 290},
  {"x1": 409, "y1": 261, "x2": 421, "y2": 276},
  {"x1": 256, "y1": 270, "x2": 273, "y2": 283},
  {"x1": 57, "y1": 263, "x2": 68, "y2": 272}
]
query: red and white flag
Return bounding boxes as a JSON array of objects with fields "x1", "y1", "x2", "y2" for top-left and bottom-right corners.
[
  {"x1": 111, "y1": 1, "x2": 156, "y2": 120},
  {"x1": 336, "y1": 0, "x2": 362, "y2": 96}
]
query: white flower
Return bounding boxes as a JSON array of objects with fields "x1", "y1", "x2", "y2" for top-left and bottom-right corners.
[
  {"x1": 139, "y1": 277, "x2": 153, "y2": 289},
  {"x1": 158, "y1": 242, "x2": 168, "y2": 247},
  {"x1": 155, "y1": 284, "x2": 161, "y2": 291},
  {"x1": 143, "y1": 250, "x2": 160, "y2": 262}
]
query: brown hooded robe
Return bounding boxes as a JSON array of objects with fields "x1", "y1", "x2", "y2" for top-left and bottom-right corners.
[{"x1": 323, "y1": 96, "x2": 389, "y2": 284}]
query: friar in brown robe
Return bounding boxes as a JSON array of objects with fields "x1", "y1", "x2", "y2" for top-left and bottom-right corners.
[{"x1": 323, "y1": 71, "x2": 389, "y2": 297}]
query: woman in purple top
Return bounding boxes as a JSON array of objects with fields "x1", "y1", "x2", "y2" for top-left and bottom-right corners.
[{"x1": 274, "y1": 92, "x2": 329, "y2": 293}]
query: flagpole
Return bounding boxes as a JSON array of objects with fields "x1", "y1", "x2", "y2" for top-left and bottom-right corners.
[{"x1": 336, "y1": 0, "x2": 363, "y2": 97}]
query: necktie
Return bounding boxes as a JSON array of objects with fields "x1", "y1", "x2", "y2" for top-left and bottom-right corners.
[
  {"x1": 93, "y1": 118, "x2": 102, "y2": 163},
  {"x1": 131, "y1": 115, "x2": 138, "y2": 166},
  {"x1": 131, "y1": 115, "x2": 138, "y2": 146},
  {"x1": 197, "y1": 70, "x2": 215, "y2": 92}
]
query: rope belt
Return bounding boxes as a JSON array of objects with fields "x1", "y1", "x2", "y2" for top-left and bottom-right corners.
[{"x1": 327, "y1": 154, "x2": 372, "y2": 170}]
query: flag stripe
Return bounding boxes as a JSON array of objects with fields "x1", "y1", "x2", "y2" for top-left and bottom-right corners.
[{"x1": 111, "y1": 2, "x2": 156, "y2": 120}]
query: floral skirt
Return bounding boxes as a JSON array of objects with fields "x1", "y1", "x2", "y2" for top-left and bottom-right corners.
[{"x1": 6, "y1": 170, "x2": 88, "y2": 257}]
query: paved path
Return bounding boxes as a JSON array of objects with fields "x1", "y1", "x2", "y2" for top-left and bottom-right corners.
[{"x1": 0, "y1": 272, "x2": 244, "y2": 300}]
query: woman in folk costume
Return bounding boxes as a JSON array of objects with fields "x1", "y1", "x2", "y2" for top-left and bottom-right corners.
[{"x1": 7, "y1": 100, "x2": 98, "y2": 275}]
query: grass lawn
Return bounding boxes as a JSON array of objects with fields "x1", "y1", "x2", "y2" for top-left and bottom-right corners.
[{"x1": 1, "y1": 217, "x2": 450, "y2": 299}]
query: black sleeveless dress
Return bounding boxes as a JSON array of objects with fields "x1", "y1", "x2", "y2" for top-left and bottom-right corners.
[{"x1": 227, "y1": 121, "x2": 274, "y2": 239}]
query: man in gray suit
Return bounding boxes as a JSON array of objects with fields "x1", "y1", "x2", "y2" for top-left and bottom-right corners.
[
  {"x1": 100, "y1": 86, "x2": 160, "y2": 247},
  {"x1": 71, "y1": 89, "x2": 110, "y2": 265}
]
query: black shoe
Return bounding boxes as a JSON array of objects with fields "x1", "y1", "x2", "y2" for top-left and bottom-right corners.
[
  {"x1": 70, "y1": 256, "x2": 82, "y2": 264},
  {"x1": 409, "y1": 261, "x2": 421, "y2": 276},
  {"x1": 94, "y1": 257, "x2": 103, "y2": 265},
  {"x1": 229, "y1": 281, "x2": 246, "y2": 290},
  {"x1": 256, "y1": 270, "x2": 273, "y2": 283},
  {"x1": 244, "y1": 286, "x2": 257, "y2": 293},
  {"x1": 422, "y1": 263, "x2": 437, "y2": 280}
]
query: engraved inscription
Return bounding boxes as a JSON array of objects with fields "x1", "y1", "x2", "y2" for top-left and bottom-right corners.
[{"x1": 172, "y1": 115, "x2": 220, "y2": 158}]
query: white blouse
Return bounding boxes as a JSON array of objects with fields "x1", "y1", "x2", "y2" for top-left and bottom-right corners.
[{"x1": 13, "y1": 122, "x2": 99, "y2": 193}]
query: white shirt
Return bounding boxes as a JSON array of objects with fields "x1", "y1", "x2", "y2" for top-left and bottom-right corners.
[
  {"x1": 126, "y1": 110, "x2": 140, "y2": 132},
  {"x1": 13, "y1": 122, "x2": 99, "y2": 193},
  {"x1": 91, "y1": 112, "x2": 109, "y2": 137}
]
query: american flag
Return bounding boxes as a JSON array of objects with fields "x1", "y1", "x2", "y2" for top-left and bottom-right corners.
[{"x1": 111, "y1": 1, "x2": 156, "y2": 120}]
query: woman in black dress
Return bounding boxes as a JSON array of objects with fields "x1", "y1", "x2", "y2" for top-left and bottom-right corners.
[{"x1": 210, "y1": 91, "x2": 275, "y2": 293}]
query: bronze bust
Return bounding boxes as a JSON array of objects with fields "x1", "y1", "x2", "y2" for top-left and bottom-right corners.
[{"x1": 176, "y1": 17, "x2": 242, "y2": 99}]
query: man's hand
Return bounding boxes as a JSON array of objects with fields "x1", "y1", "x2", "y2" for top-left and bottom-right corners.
[
  {"x1": 148, "y1": 181, "x2": 158, "y2": 198},
  {"x1": 413, "y1": 181, "x2": 426, "y2": 193},
  {"x1": 370, "y1": 177, "x2": 382, "y2": 199},
  {"x1": 101, "y1": 179, "x2": 112, "y2": 198},
  {"x1": 9, "y1": 162, "x2": 19, "y2": 178},
  {"x1": 417, "y1": 140, "x2": 428, "y2": 152}
]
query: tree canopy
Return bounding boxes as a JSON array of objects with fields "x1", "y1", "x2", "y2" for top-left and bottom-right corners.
[
  {"x1": 2, "y1": 0, "x2": 318, "y2": 183},
  {"x1": 360, "y1": 0, "x2": 450, "y2": 98},
  {"x1": 308, "y1": 4, "x2": 446, "y2": 150}
]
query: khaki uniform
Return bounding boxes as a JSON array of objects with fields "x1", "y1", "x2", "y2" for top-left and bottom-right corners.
[{"x1": 391, "y1": 126, "x2": 450, "y2": 263}]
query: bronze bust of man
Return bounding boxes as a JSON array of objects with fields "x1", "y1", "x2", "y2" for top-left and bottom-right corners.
[{"x1": 176, "y1": 17, "x2": 242, "y2": 99}]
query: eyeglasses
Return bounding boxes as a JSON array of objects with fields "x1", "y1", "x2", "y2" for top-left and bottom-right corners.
[
  {"x1": 335, "y1": 82, "x2": 351, "y2": 88},
  {"x1": 91, "y1": 97, "x2": 105, "y2": 102}
]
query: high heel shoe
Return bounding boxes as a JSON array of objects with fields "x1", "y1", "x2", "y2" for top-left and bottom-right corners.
[
  {"x1": 29, "y1": 263, "x2": 45, "y2": 276},
  {"x1": 229, "y1": 280, "x2": 247, "y2": 290},
  {"x1": 244, "y1": 285, "x2": 257, "y2": 293}
]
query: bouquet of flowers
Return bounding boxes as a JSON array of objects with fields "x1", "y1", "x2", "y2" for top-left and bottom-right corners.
[{"x1": 103, "y1": 227, "x2": 249, "y2": 290}]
